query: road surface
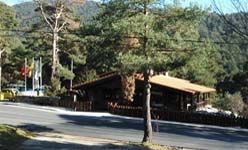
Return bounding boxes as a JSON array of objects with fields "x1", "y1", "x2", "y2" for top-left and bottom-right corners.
[{"x1": 0, "y1": 102, "x2": 248, "y2": 150}]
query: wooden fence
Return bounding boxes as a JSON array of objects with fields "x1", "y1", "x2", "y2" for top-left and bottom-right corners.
[
  {"x1": 108, "y1": 103, "x2": 248, "y2": 128},
  {"x1": 59, "y1": 100, "x2": 93, "y2": 111}
]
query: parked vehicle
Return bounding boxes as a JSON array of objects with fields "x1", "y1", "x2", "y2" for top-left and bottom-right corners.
[
  {"x1": 0, "y1": 89, "x2": 16, "y2": 100},
  {"x1": 17, "y1": 87, "x2": 44, "y2": 97},
  {"x1": 4, "y1": 84, "x2": 45, "y2": 97},
  {"x1": 6, "y1": 84, "x2": 25, "y2": 92}
]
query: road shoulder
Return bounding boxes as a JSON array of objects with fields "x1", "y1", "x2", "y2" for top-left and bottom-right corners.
[{"x1": 21, "y1": 132, "x2": 185, "y2": 150}]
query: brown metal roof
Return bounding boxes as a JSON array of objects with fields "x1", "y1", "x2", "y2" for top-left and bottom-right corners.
[
  {"x1": 73, "y1": 72, "x2": 118, "y2": 89},
  {"x1": 148, "y1": 75, "x2": 215, "y2": 94},
  {"x1": 73, "y1": 73, "x2": 215, "y2": 94}
]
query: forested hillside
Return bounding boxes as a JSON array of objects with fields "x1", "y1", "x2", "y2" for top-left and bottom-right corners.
[
  {"x1": 13, "y1": 0, "x2": 99, "y2": 28},
  {"x1": 199, "y1": 13, "x2": 248, "y2": 102}
]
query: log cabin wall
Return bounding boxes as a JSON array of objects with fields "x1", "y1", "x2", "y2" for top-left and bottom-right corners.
[{"x1": 75, "y1": 74, "x2": 215, "y2": 112}]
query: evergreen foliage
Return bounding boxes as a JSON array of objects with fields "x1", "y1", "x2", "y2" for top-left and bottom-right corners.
[
  {"x1": 82, "y1": 1, "x2": 221, "y2": 87},
  {"x1": 0, "y1": 2, "x2": 30, "y2": 85},
  {"x1": 0, "y1": 0, "x2": 247, "y2": 107}
]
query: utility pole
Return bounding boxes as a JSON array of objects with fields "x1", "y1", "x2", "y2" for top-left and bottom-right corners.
[{"x1": 0, "y1": 49, "x2": 5, "y2": 92}]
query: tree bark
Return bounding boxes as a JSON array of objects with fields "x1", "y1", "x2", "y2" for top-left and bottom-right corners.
[
  {"x1": 0, "y1": 49, "x2": 4, "y2": 92},
  {"x1": 142, "y1": 0, "x2": 152, "y2": 143},
  {"x1": 51, "y1": 31, "x2": 58, "y2": 80},
  {"x1": 36, "y1": 0, "x2": 65, "y2": 82},
  {"x1": 142, "y1": 70, "x2": 152, "y2": 143}
]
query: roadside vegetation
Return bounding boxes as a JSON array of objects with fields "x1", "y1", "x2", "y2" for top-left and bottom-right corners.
[
  {"x1": 0, "y1": 125, "x2": 32, "y2": 149},
  {"x1": 0, "y1": 0, "x2": 248, "y2": 146},
  {"x1": 104, "y1": 142, "x2": 178, "y2": 150},
  {"x1": 134, "y1": 142, "x2": 178, "y2": 150}
]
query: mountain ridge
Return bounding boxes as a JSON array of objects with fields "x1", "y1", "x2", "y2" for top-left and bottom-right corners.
[{"x1": 13, "y1": 0, "x2": 100, "y2": 29}]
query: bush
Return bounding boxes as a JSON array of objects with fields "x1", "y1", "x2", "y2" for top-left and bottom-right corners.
[
  {"x1": 77, "y1": 69, "x2": 98, "y2": 83},
  {"x1": 45, "y1": 78, "x2": 66, "y2": 97},
  {"x1": 213, "y1": 92, "x2": 244, "y2": 115}
]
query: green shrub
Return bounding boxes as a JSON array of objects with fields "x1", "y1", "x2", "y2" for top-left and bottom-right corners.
[
  {"x1": 213, "y1": 92, "x2": 244, "y2": 115},
  {"x1": 45, "y1": 78, "x2": 66, "y2": 97}
]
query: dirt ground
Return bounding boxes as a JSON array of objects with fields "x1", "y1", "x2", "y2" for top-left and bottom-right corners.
[{"x1": 20, "y1": 132, "x2": 185, "y2": 150}]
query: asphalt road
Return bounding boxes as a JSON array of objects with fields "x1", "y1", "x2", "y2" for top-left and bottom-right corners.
[{"x1": 0, "y1": 102, "x2": 248, "y2": 150}]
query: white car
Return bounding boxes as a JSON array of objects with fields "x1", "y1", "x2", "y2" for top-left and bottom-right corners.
[{"x1": 17, "y1": 88, "x2": 44, "y2": 97}]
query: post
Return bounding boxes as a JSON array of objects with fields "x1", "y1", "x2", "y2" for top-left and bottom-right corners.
[
  {"x1": 39, "y1": 57, "x2": 42, "y2": 88},
  {"x1": 70, "y1": 59, "x2": 73, "y2": 91},
  {"x1": 0, "y1": 49, "x2": 5, "y2": 92},
  {"x1": 25, "y1": 58, "x2": 27, "y2": 91},
  {"x1": 73, "y1": 94, "x2": 77, "y2": 111},
  {"x1": 32, "y1": 58, "x2": 35, "y2": 91}
]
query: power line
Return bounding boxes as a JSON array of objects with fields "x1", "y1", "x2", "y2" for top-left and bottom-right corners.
[
  {"x1": 0, "y1": 29, "x2": 76, "y2": 35},
  {"x1": 1, "y1": 28, "x2": 248, "y2": 45}
]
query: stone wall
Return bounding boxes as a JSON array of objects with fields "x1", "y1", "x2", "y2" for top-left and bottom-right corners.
[{"x1": 15, "y1": 96, "x2": 60, "y2": 106}]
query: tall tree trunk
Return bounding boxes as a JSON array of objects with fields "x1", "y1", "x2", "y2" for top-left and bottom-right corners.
[
  {"x1": 142, "y1": 0, "x2": 152, "y2": 143},
  {"x1": 51, "y1": 31, "x2": 58, "y2": 80},
  {"x1": 0, "y1": 49, "x2": 3, "y2": 92},
  {"x1": 142, "y1": 71, "x2": 152, "y2": 143},
  {"x1": 0, "y1": 55, "x2": 2, "y2": 92}
]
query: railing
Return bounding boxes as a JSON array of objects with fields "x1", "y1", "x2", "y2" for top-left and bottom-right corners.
[
  {"x1": 196, "y1": 100, "x2": 209, "y2": 108},
  {"x1": 108, "y1": 102, "x2": 248, "y2": 128},
  {"x1": 59, "y1": 100, "x2": 93, "y2": 111}
]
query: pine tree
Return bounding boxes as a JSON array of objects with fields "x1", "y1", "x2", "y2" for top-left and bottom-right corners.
[
  {"x1": 0, "y1": 2, "x2": 30, "y2": 85},
  {"x1": 84, "y1": 0, "x2": 220, "y2": 142}
]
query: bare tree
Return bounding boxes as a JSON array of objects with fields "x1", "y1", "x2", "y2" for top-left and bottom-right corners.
[
  {"x1": 212, "y1": 0, "x2": 248, "y2": 40},
  {"x1": 34, "y1": 0, "x2": 84, "y2": 80}
]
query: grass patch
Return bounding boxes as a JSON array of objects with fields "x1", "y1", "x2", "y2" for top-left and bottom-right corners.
[
  {"x1": 142, "y1": 142, "x2": 179, "y2": 150},
  {"x1": 128, "y1": 142, "x2": 179, "y2": 150},
  {"x1": 0, "y1": 124, "x2": 32, "y2": 150}
]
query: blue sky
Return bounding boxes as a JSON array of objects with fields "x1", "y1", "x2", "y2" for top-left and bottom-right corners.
[
  {"x1": 0, "y1": 0, "x2": 243, "y2": 14},
  {"x1": 0, "y1": 0, "x2": 29, "y2": 6}
]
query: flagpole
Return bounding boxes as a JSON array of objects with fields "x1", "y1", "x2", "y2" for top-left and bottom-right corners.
[
  {"x1": 32, "y1": 58, "x2": 34, "y2": 91},
  {"x1": 25, "y1": 58, "x2": 27, "y2": 91},
  {"x1": 70, "y1": 59, "x2": 73, "y2": 91},
  {"x1": 40, "y1": 57, "x2": 42, "y2": 88}
]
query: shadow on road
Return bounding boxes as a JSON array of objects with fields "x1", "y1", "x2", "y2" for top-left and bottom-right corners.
[
  {"x1": 59, "y1": 114, "x2": 248, "y2": 143},
  {"x1": 17, "y1": 124, "x2": 55, "y2": 133}
]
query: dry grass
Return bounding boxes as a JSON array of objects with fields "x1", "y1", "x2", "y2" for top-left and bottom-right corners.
[
  {"x1": 0, "y1": 125, "x2": 32, "y2": 150},
  {"x1": 127, "y1": 142, "x2": 179, "y2": 150}
]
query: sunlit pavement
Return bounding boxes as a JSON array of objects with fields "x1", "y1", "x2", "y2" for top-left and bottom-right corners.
[{"x1": 0, "y1": 102, "x2": 248, "y2": 150}]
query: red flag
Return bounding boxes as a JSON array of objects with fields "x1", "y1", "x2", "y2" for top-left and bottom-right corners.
[{"x1": 21, "y1": 64, "x2": 26, "y2": 80}]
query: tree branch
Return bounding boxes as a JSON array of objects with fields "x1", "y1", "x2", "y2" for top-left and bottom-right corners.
[
  {"x1": 58, "y1": 21, "x2": 67, "y2": 32},
  {"x1": 55, "y1": 3, "x2": 65, "y2": 31},
  {"x1": 56, "y1": 4, "x2": 64, "y2": 19},
  {"x1": 212, "y1": 0, "x2": 248, "y2": 40},
  {"x1": 35, "y1": 0, "x2": 54, "y2": 30},
  {"x1": 0, "y1": 49, "x2": 5, "y2": 55}
]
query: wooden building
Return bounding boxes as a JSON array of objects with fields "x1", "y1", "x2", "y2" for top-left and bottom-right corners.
[{"x1": 73, "y1": 72, "x2": 215, "y2": 111}]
